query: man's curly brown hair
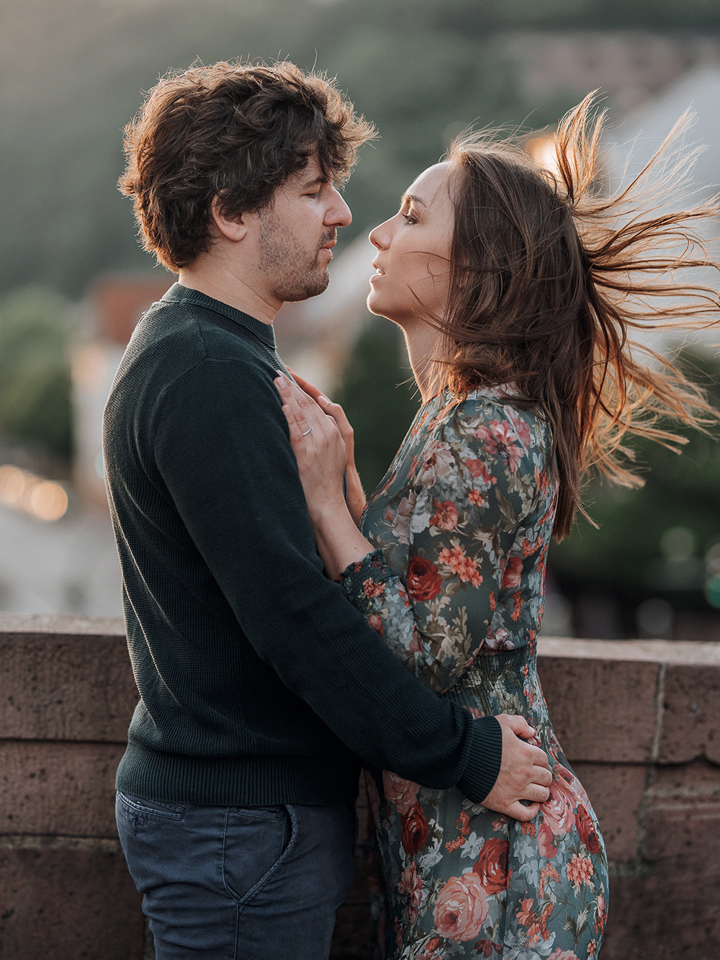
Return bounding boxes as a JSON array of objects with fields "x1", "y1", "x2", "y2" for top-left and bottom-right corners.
[{"x1": 119, "y1": 60, "x2": 375, "y2": 272}]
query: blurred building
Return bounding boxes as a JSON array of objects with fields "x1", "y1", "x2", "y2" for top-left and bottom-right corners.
[
  {"x1": 0, "y1": 275, "x2": 170, "y2": 616},
  {"x1": 73, "y1": 275, "x2": 171, "y2": 508},
  {"x1": 499, "y1": 30, "x2": 720, "y2": 114},
  {"x1": 603, "y1": 65, "x2": 720, "y2": 355}
]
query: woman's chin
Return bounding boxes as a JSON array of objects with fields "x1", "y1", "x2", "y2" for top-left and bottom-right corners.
[{"x1": 366, "y1": 290, "x2": 386, "y2": 318}]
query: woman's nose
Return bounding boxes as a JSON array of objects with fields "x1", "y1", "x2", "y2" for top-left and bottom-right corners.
[{"x1": 369, "y1": 218, "x2": 392, "y2": 250}]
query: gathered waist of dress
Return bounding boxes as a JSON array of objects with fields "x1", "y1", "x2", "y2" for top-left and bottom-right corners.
[
  {"x1": 471, "y1": 640, "x2": 536, "y2": 677},
  {"x1": 441, "y1": 641, "x2": 543, "y2": 718}
]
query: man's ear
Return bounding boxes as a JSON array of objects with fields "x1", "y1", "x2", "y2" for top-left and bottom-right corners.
[{"x1": 210, "y1": 197, "x2": 249, "y2": 242}]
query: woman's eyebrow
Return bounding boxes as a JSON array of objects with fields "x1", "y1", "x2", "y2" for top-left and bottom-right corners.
[{"x1": 401, "y1": 193, "x2": 427, "y2": 208}]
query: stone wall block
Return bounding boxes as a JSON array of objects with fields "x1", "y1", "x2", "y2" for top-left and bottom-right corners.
[
  {"x1": 0, "y1": 634, "x2": 137, "y2": 743},
  {"x1": 647, "y1": 759, "x2": 720, "y2": 801},
  {"x1": 0, "y1": 845, "x2": 144, "y2": 960},
  {"x1": 538, "y1": 656, "x2": 659, "y2": 763},
  {"x1": 0, "y1": 741, "x2": 123, "y2": 837},
  {"x1": 602, "y1": 870, "x2": 719, "y2": 960},
  {"x1": 571, "y1": 762, "x2": 646, "y2": 862},
  {"x1": 657, "y1": 664, "x2": 720, "y2": 764},
  {"x1": 642, "y1": 799, "x2": 720, "y2": 869}
]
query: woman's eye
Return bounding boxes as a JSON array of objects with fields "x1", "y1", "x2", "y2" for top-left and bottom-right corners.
[{"x1": 401, "y1": 212, "x2": 417, "y2": 224}]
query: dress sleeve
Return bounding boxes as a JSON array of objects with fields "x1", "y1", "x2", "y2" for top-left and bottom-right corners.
[{"x1": 339, "y1": 398, "x2": 542, "y2": 693}]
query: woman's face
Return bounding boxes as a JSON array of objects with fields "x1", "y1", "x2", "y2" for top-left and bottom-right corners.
[{"x1": 367, "y1": 162, "x2": 455, "y2": 328}]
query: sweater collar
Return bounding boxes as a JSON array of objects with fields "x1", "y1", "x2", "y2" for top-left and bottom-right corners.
[{"x1": 162, "y1": 283, "x2": 276, "y2": 349}]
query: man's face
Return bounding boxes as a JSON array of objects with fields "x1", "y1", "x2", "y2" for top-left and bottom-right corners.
[{"x1": 257, "y1": 156, "x2": 352, "y2": 303}]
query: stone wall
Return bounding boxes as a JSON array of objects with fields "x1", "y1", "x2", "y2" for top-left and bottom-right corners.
[{"x1": 1, "y1": 614, "x2": 718, "y2": 959}]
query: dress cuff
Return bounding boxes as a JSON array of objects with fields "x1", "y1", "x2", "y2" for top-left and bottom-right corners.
[
  {"x1": 338, "y1": 549, "x2": 392, "y2": 602},
  {"x1": 456, "y1": 715, "x2": 503, "y2": 804}
]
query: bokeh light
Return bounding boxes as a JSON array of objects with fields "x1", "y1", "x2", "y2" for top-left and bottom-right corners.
[
  {"x1": 0, "y1": 465, "x2": 68, "y2": 522},
  {"x1": 660, "y1": 526, "x2": 696, "y2": 561},
  {"x1": 525, "y1": 135, "x2": 562, "y2": 180}
]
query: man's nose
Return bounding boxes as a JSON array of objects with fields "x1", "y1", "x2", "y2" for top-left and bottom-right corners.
[{"x1": 327, "y1": 188, "x2": 352, "y2": 227}]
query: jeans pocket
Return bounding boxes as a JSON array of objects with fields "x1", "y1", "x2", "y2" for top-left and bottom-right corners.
[
  {"x1": 116, "y1": 790, "x2": 185, "y2": 822},
  {"x1": 222, "y1": 804, "x2": 294, "y2": 903}
]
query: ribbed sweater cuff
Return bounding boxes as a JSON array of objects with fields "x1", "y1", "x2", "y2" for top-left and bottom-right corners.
[{"x1": 456, "y1": 715, "x2": 503, "y2": 803}]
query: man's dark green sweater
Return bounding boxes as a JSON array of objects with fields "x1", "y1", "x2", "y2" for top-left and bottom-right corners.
[{"x1": 103, "y1": 283, "x2": 502, "y2": 807}]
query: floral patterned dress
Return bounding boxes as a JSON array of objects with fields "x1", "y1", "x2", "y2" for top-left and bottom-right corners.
[{"x1": 339, "y1": 387, "x2": 608, "y2": 960}]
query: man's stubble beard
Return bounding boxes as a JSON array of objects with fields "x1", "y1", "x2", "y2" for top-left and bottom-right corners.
[{"x1": 258, "y1": 214, "x2": 333, "y2": 303}]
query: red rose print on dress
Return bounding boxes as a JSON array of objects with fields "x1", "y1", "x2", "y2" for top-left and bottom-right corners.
[
  {"x1": 401, "y1": 802, "x2": 429, "y2": 855},
  {"x1": 382, "y1": 771, "x2": 420, "y2": 815},
  {"x1": 407, "y1": 556, "x2": 443, "y2": 601},
  {"x1": 430, "y1": 499, "x2": 459, "y2": 530},
  {"x1": 538, "y1": 821, "x2": 559, "y2": 859},
  {"x1": 433, "y1": 873, "x2": 489, "y2": 941},
  {"x1": 576, "y1": 804, "x2": 601, "y2": 854},
  {"x1": 542, "y1": 778, "x2": 575, "y2": 836},
  {"x1": 500, "y1": 556, "x2": 523, "y2": 590},
  {"x1": 556, "y1": 762, "x2": 593, "y2": 810},
  {"x1": 472, "y1": 837, "x2": 510, "y2": 894}
]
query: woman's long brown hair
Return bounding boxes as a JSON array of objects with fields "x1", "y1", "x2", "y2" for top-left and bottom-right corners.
[{"x1": 439, "y1": 94, "x2": 720, "y2": 540}]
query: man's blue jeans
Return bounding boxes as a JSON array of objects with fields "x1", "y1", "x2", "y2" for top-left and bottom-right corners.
[{"x1": 116, "y1": 791, "x2": 356, "y2": 960}]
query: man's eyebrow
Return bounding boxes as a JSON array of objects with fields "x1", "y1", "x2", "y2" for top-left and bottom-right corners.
[
  {"x1": 402, "y1": 193, "x2": 427, "y2": 208},
  {"x1": 299, "y1": 174, "x2": 328, "y2": 189}
]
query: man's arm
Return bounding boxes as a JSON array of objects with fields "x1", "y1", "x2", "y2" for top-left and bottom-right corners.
[{"x1": 152, "y1": 357, "x2": 549, "y2": 812}]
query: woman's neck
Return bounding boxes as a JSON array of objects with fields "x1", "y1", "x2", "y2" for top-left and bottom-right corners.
[{"x1": 400, "y1": 319, "x2": 442, "y2": 404}]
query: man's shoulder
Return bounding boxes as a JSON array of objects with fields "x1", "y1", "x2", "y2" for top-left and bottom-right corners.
[{"x1": 121, "y1": 295, "x2": 270, "y2": 387}]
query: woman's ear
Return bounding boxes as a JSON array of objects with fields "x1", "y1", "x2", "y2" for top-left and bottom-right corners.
[{"x1": 210, "y1": 197, "x2": 248, "y2": 242}]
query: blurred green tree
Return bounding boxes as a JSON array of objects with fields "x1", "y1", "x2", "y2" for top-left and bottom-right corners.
[{"x1": 0, "y1": 287, "x2": 74, "y2": 461}]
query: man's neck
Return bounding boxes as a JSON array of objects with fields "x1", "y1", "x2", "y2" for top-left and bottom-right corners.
[{"x1": 179, "y1": 259, "x2": 280, "y2": 325}]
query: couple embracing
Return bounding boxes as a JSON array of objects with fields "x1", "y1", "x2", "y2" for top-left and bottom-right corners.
[{"x1": 106, "y1": 59, "x2": 717, "y2": 960}]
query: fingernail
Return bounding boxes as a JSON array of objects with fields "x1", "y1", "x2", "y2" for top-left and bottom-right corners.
[
  {"x1": 275, "y1": 374, "x2": 287, "y2": 387},
  {"x1": 317, "y1": 395, "x2": 329, "y2": 404}
]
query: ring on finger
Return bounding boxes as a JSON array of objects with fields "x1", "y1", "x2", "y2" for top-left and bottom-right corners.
[{"x1": 301, "y1": 426, "x2": 313, "y2": 437}]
